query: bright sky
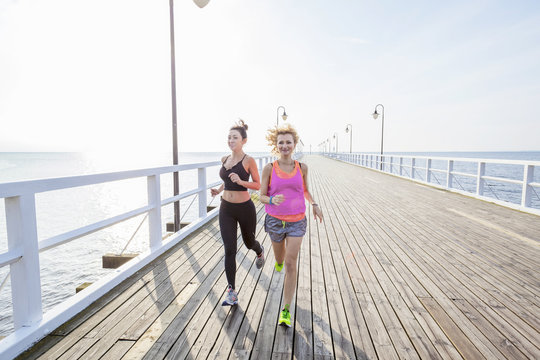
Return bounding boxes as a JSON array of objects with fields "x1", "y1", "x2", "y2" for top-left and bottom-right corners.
[{"x1": 1, "y1": 0, "x2": 539, "y2": 154}]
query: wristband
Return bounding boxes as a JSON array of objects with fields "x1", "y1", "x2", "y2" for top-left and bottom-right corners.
[
  {"x1": 269, "y1": 196, "x2": 273, "y2": 205},
  {"x1": 311, "y1": 203, "x2": 318, "y2": 206}
]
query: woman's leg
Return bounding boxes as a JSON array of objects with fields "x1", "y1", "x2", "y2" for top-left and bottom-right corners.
[
  {"x1": 282, "y1": 236, "x2": 303, "y2": 308},
  {"x1": 238, "y1": 200, "x2": 262, "y2": 255},
  {"x1": 272, "y1": 238, "x2": 286, "y2": 267},
  {"x1": 219, "y1": 204, "x2": 238, "y2": 289}
]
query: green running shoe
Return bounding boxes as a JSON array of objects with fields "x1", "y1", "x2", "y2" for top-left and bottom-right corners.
[
  {"x1": 278, "y1": 308, "x2": 291, "y2": 327},
  {"x1": 275, "y1": 262, "x2": 284, "y2": 272}
]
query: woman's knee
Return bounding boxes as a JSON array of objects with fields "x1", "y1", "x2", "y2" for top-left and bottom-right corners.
[{"x1": 284, "y1": 258, "x2": 297, "y2": 271}]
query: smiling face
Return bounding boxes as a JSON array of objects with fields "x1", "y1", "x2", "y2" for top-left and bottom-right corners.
[
  {"x1": 228, "y1": 129, "x2": 246, "y2": 151},
  {"x1": 276, "y1": 133, "x2": 296, "y2": 157}
]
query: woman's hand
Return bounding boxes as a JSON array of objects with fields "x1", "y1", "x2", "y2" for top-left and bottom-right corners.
[
  {"x1": 312, "y1": 204, "x2": 323, "y2": 222},
  {"x1": 228, "y1": 172, "x2": 243, "y2": 185},
  {"x1": 270, "y1": 194, "x2": 285, "y2": 205},
  {"x1": 210, "y1": 188, "x2": 221, "y2": 196}
]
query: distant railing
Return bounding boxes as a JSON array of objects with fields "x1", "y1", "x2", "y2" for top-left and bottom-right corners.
[
  {"x1": 0, "y1": 155, "x2": 273, "y2": 358},
  {"x1": 324, "y1": 152, "x2": 540, "y2": 215}
]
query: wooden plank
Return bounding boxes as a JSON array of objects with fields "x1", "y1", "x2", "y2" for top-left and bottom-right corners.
[
  {"x1": 15, "y1": 335, "x2": 64, "y2": 360},
  {"x1": 140, "y1": 249, "x2": 227, "y2": 359},
  {"x1": 191, "y1": 216, "x2": 270, "y2": 359},
  {"x1": 208, "y1": 235, "x2": 274, "y2": 358},
  {"x1": 309, "y1": 177, "x2": 398, "y2": 359},
  {"x1": 293, "y1": 212, "x2": 314, "y2": 360},
  {"x1": 308, "y1": 202, "x2": 334, "y2": 359},
  {"x1": 143, "y1": 205, "x2": 268, "y2": 359},
  {"x1": 229, "y1": 238, "x2": 277, "y2": 359},
  {"x1": 364, "y1": 190, "x2": 540, "y2": 357},
  {"x1": 100, "y1": 340, "x2": 134, "y2": 360},
  {"x1": 318, "y1": 172, "x2": 455, "y2": 360},
  {"x1": 75, "y1": 228, "x2": 227, "y2": 359},
  {"x1": 452, "y1": 299, "x2": 530, "y2": 359},
  {"x1": 336, "y1": 167, "x2": 516, "y2": 357},
  {"x1": 420, "y1": 297, "x2": 484, "y2": 359},
  {"x1": 312, "y1": 175, "x2": 367, "y2": 359},
  {"x1": 39, "y1": 225, "x2": 220, "y2": 359},
  {"x1": 247, "y1": 256, "x2": 284, "y2": 359},
  {"x1": 346, "y1": 183, "x2": 507, "y2": 359}
]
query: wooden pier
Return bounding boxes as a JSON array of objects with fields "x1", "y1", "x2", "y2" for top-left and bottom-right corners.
[{"x1": 18, "y1": 155, "x2": 540, "y2": 359}]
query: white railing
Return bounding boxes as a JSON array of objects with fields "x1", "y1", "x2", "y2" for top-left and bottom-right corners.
[
  {"x1": 0, "y1": 156, "x2": 273, "y2": 358},
  {"x1": 324, "y1": 152, "x2": 540, "y2": 216}
]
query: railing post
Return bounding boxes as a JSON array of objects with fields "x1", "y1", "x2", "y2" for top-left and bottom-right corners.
[
  {"x1": 447, "y1": 160, "x2": 454, "y2": 189},
  {"x1": 389, "y1": 156, "x2": 393, "y2": 173},
  {"x1": 411, "y1": 158, "x2": 416, "y2": 179},
  {"x1": 5, "y1": 194, "x2": 43, "y2": 329},
  {"x1": 399, "y1": 157, "x2": 403, "y2": 176},
  {"x1": 198, "y1": 167, "x2": 208, "y2": 218},
  {"x1": 147, "y1": 175, "x2": 162, "y2": 249},
  {"x1": 476, "y1": 162, "x2": 486, "y2": 196},
  {"x1": 426, "y1": 159, "x2": 432, "y2": 183},
  {"x1": 522, "y1": 164, "x2": 534, "y2": 207}
]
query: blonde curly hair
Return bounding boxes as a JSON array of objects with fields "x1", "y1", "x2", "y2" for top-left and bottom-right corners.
[{"x1": 266, "y1": 123, "x2": 300, "y2": 155}]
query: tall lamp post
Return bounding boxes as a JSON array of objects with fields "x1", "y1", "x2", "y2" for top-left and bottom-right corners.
[
  {"x1": 333, "y1": 132, "x2": 338, "y2": 153},
  {"x1": 276, "y1": 106, "x2": 288, "y2": 127},
  {"x1": 372, "y1": 103, "x2": 385, "y2": 170},
  {"x1": 345, "y1": 124, "x2": 352, "y2": 153},
  {"x1": 170, "y1": 0, "x2": 210, "y2": 232}
]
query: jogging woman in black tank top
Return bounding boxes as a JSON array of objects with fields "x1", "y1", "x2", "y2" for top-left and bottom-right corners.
[{"x1": 210, "y1": 120, "x2": 265, "y2": 306}]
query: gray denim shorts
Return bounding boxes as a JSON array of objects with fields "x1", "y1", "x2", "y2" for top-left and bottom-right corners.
[{"x1": 264, "y1": 214, "x2": 307, "y2": 243}]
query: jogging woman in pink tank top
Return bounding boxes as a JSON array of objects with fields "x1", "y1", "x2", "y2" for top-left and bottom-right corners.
[{"x1": 260, "y1": 124, "x2": 323, "y2": 327}]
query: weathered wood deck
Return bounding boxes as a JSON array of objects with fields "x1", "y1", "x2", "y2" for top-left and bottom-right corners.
[{"x1": 18, "y1": 155, "x2": 540, "y2": 359}]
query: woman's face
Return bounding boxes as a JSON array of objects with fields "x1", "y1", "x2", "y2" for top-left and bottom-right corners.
[
  {"x1": 276, "y1": 133, "x2": 295, "y2": 156},
  {"x1": 228, "y1": 130, "x2": 246, "y2": 151}
]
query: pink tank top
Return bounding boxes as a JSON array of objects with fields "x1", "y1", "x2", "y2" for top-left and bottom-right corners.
[{"x1": 265, "y1": 160, "x2": 306, "y2": 217}]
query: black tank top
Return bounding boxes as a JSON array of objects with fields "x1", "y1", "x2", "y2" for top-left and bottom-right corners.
[{"x1": 219, "y1": 155, "x2": 250, "y2": 191}]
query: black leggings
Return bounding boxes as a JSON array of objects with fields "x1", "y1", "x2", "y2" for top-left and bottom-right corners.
[{"x1": 219, "y1": 198, "x2": 262, "y2": 289}]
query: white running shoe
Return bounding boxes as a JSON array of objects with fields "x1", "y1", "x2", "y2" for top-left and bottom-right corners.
[
  {"x1": 256, "y1": 245, "x2": 265, "y2": 269},
  {"x1": 221, "y1": 285, "x2": 238, "y2": 306}
]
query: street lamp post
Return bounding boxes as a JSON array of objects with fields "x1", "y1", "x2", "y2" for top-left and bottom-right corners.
[
  {"x1": 276, "y1": 106, "x2": 288, "y2": 127},
  {"x1": 333, "y1": 132, "x2": 338, "y2": 153},
  {"x1": 169, "y1": 0, "x2": 210, "y2": 232},
  {"x1": 345, "y1": 124, "x2": 352, "y2": 154},
  {"x1": 372, "y1": 103, "x2": 385, "y2": 170}
]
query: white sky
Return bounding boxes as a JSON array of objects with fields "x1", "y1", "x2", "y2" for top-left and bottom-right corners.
[{"x1": 1, "y1": 0, "x2": 539, "y2": 154}]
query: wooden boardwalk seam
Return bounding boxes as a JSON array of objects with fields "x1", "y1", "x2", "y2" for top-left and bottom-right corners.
[{"x1": 17, "y1": 155, "x2": 540, "y2": 359}]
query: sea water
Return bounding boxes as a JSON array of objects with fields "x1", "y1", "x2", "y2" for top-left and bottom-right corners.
[{"x1": 0, "y1": 151, "x2": 539, "y2": 336}]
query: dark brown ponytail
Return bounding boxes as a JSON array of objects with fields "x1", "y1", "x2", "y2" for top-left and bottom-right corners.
[{"x1": 230, "y1": 119, "x2": 248, "y2": 139}]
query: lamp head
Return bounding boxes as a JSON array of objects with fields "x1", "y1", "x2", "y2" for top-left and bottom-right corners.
[
  {"x1": 193, "y1": 0, "x2": 210, "y2": 8},
  {"x1": 282, "y1": 111, "x2": 288, "y2": 121},
  {"x1": 345, "y1": 127, "x2": 349, "y2": 133},
  {"x1": 372, "y1": 110, "x2": 379, "y2": 120}
]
